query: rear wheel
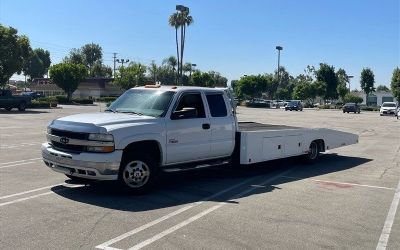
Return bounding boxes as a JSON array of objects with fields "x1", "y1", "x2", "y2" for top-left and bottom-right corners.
[
  {"x1": 18, "y1": 101, "x2": 26, "y2": 111},
  {"x1": 118, "y1": 152, "x2": 158, "y2": 194},
  {"x1": 303, "y1": 141, "x2": 320, "y2": 163}
]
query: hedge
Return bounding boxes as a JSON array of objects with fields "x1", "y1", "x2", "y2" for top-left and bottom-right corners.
[
  {"x1": 97, "y1": 96, "x2": 118, "y2": 103},
  {"x1": 29, "y1": 100, "x2": 57, "y2": 109}
]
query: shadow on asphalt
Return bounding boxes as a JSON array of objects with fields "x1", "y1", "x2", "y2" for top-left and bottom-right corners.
[
  {"x1": 52, "y1": 154, "x2": 371, "y2": 212},
  {"x1": 0, "y1": 110, "x2": 50, "y2": 114}
]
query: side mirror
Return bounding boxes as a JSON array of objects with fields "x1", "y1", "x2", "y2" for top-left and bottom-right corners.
[{"x1": 171, "y1": 107, "x2": 197, "y2": 120}]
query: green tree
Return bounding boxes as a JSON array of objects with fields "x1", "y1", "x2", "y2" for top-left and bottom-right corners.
[
  {"x1": 336, "y1": 68, "x2": 349, "y2": 101},
  {"x1": 391, "y1": 67, "x2": 400, "y2": 101},
  {"x1": 315, "y1": 63, "x2": 338, "y2": 100},
  {"x1": 64, "y1": 48, "x2": 85, "y2": 64},
  {"x1": 163, "y1": 56, "x2": 178, "y2": 84},
  {"x1": 0, "y1": 24, "x2": 31, "y2": 87},
  {"x1": 376, "y1": 85, "x2": 390, "y2": 92},
  {"x1": 114, "y1": 62, "x2": 147, "y2": 90},
  {"x1": 344, "y1": 93, "x2": 363, "y2": 104},
  {"x1": 236, "y1": 75, "x2": 269, "y2": 99},
  {"x1": 313, "y1": 81, "x2": 327, "y2": 101},
  {"x1": 90, "y1": 61, "x2": 112, "y2": 77},
  {"x1": 168, "y1": 13, "x2": 181, "y2": 83},
  {"x1": 49, "y1": 63, "x2": 87, "y2": 101},
  {"x1": 24, "y1": 48, "x2": 51, "y2": 80},
  {"x1": 81, "y1": 43, "x2": 103, "y2": 69},
  {"x1": 148, "y1": 60, "x2": 159, "y2": 83},
  {"x1": 360, "y1": 68, "x2": 375, "y2": 106}
]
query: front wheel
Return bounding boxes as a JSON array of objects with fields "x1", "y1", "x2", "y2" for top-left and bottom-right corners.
[{"x1": 118, "y1": 153, "x2": 158, "y2": 194}]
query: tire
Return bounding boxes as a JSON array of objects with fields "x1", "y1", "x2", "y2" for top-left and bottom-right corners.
[
  {"x1": 5, "y1": 107, "x2": 12, "y2": 111},
  {"x1": 118, "y1": 152, "x2": 158, "y2": 194},
  {"x1": 303, "y1": 141, "x2": 320, "y2": 163},
  {"x1": 343, "y1": 110, "x2": 345, "y2": 113},
  {"x1": 18, "y1": 102, "x2": 26, "y2": 111}
]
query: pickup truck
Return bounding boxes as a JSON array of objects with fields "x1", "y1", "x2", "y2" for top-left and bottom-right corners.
[
  {"x1": 0, "y1": 89, "x2": 31, "y2": 111},
  {"x1": 42, "y1": 85, "x2": 358, "y2": 193}
]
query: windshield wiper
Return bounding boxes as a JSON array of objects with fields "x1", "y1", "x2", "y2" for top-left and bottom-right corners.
[{"x1": 104, "y1": 109, "x2": 116, "y2": 113}]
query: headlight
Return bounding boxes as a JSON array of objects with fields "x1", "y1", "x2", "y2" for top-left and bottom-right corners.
[
  {"x1": 47, "y1": 127, "x2": 52, "y2": 134},
  {"x1": 88, "y1": 133, "x2": 114, "y2": 142}
]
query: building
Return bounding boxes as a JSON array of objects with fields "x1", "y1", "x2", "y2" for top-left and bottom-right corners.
[
  {"x1": 30, "y1": 78, "x2": 123, "y2": 98},
  {"x1": 353, "y1": 91, "x2": 397, "y2": 106}
]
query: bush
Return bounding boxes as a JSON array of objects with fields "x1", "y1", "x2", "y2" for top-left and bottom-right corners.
[
  {"x1": 361, "y1": 106, "x2": 379, "y2": 111},
  {"x1": 72, "y1": 98, "x2": 94, "y2": 104},
  {"x1": 48, "y1": 95, "x2": 93, "y2": 105},
  {"x1": 29, "y1": 100, "x2": 57, "y2": 109}
]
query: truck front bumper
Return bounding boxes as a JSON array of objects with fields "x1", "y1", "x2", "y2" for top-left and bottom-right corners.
[{"x1": 41, "y1": 143, "x2": 122, "y2": 180}]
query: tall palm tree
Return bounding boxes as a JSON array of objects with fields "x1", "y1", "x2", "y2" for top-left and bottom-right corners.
[
  {"x1": 168, "y1": 13, "x2": 180, "y2": 85},
  {"x1": 179, "y1": 10, "x2": 193, "y2": 84}
]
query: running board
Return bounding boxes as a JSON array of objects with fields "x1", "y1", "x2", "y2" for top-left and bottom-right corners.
[{"x1": 162, "y1": 159, "x2": 231, "y2": 173}]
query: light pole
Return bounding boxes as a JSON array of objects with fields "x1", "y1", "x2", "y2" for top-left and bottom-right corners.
[
  {"x1": 116, "y1": 59, "x2": 129, "y2": 68},
  {"x1": 276, "y1": 46, "x2": 283, "y2": 83},
  {"x1": 348, "y1": 75, "x2": 354, "y2": 91}
]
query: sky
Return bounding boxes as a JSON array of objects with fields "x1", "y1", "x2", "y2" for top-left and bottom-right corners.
[{"x1": 0, "y1": 0, "x2": 399, "y2": 89}]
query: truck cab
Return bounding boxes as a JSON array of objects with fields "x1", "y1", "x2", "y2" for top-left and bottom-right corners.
[{"x1": 0, "y1": 89, "x2": 31, "y2": 111}]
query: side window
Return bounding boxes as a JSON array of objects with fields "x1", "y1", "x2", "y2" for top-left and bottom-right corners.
[
  {"x1": 173, "y1": 93, "x2": 206, "y2": 119},
  {"x1": 206, "y1": 94, "x2": 227, "y2": 117}
]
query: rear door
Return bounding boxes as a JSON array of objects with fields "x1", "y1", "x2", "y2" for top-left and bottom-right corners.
[
  {"x1": 205, "y1": 93, "x2": 235, "y2": 158},
  {"x1": 165, "y1": 91, "x2": 212, "y2": 164}
]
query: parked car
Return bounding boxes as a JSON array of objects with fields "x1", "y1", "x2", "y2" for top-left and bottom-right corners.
[
  {"x1": 380, "y1": 102, "x2": 397, "y2": 116},
  {"x1": 0, "y1": 89, "x2": 32, "y2": 111},
  {"x1": 21, "y1": 91, "x2": 43, "y2": 100},
  {"x1": 342, "y1": 103, "x2": 360, "y2": 113},
  {"x1": 285, "y1": 100, "x2": 303, "y2": 111}
]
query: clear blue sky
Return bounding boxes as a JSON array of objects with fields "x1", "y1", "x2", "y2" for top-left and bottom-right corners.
[{"x1": 1, "y1": 0, "x2": 399, "y2": 89}]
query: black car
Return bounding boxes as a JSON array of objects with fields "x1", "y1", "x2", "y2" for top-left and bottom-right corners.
[
  {"x1": 342, "y1": 103, "x2": 360, "y2": 113},
  {"x1": 285, "y1": 101, "x2": 303, "y2": 111}
]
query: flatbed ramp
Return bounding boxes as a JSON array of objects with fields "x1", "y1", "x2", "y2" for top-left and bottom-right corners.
[{"x1": 238, "y1": 122, "x2": 300, "y2": 131}]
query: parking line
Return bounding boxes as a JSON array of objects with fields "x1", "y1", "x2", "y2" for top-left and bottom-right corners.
[
  {"x1": 0, "y1": 158, "x2": 41, "y2": 165},
  {"x1": 0, "y1": 161, "x2": 39, "y2": 169},
  {"x1": 96, "y1": 172, "x2": 276, "y2": 250},
  {"x1": 0, "y1": 183, "x2": 66, "y2": 199},
  {"x1": 281, "y1": 176, "x2": 395, "y2": 191},
  {"x1": 376, "y1": 169, "x2": 400, "y2": 250},
  {"x1": 127, "y1": 168, "x2": 293, "y2": 250},
  {"x1": 0, "y1": 184, "x2": 83, "y2": 207}
]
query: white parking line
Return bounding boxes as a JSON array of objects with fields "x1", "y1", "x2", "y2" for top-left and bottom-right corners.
[
  {"x1": 376, "y1": 170, "x2": 400, "y2": 250},
  {"x1": 0, "y1": 161, "x2": 38, "y2": 169},
  {"x1": 97, "y1": 168, "x2": 293, "y2": 250},
  {"x1": 96, "y1": 174, "x2": 266, "y2": 250},
  {"x1": 0, "y1": 184, "x2": 83, "y2": 207},
  {"x1": 0, "y1": 183, "x2": 66, "y2": 199},
  {"x1": 0, "y1": 158, "x2": 41, "y2": 165},
  {"x1": 281, "y1": 176, "x2": 395, "y2": 191},
  {"x1": 127, "y1": 168, "x2": 293, "y2": 250}
]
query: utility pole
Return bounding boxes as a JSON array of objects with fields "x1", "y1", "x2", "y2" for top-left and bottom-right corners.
[{"x1": 112, "y1": 53, "x2": 117, "y2": 78}]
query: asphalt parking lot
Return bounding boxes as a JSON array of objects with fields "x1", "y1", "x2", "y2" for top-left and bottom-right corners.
[{"x1": 0, "y1": 105, "x2": 399, "y2": 250}]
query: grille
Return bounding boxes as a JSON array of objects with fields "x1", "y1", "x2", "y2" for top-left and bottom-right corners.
[
  {"x1": 51, "y1": 141, "x2": 86, "y2": 153},
  {"x1": 50, "y1": 129, "x2": 88, "y2": 140}
]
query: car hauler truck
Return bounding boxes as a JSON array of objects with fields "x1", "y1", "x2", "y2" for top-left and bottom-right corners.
[{"x1": 42, "y1": 86, "x2": 358, "y2": 193}]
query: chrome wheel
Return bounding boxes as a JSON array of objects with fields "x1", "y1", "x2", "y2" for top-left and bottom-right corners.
[{"x1": 122, "y1": 160, "x2": 150, "y2": 188}]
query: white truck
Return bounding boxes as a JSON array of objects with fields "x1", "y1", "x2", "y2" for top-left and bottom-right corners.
[{"x1": 42, "y1": 86, "x2": 358, "y2": 193}]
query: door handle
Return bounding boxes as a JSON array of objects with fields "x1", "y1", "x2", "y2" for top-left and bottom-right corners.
[{"x1": 202, "y1": 123, "x2": 210, "y2": 130}]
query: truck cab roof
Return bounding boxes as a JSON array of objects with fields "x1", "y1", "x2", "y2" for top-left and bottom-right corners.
[{"x1": 135, "y1": 85, "x2": 225, "y2": 94}]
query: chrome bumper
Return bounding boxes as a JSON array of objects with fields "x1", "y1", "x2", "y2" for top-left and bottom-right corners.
[{"x1": 41, "y1": 143, "x2": 121, "y2": 180}]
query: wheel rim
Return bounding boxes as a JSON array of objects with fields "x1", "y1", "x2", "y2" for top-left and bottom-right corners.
[
  {"x1": 122, "y1": 160, "x2": 150, "y2": 188},
  {"x1": 19, "y1": 103, "x2": 25, "y2": 110},
  {"x1": 308, "y1": 142, "x2": 318, "y2": 160}
]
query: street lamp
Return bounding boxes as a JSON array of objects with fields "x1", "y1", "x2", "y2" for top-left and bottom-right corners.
[
  {"x1": 348, "y1": 75, "x2": 354, "y2": 91},
  {"x1": 276, "y1": 46, "x2": 283, "y2": 83},
  {"x1": 116, "y1": 59, "x2": 129, "y2": 67}
]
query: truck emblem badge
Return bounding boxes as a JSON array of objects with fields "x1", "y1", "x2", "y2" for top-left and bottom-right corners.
[{"x1": 60, "y1": 137, "x2": 69, "y2": 144}]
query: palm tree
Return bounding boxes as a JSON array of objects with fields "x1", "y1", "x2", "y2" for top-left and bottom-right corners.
[
  {"x1": 163, "y1": 56, "x2": 177, "y2": 84},
  {"x1": 168, "y1": 13, "x2": 180, "y2": 84},
  {"x1": 179, "y1": 10, "x2": 193, "y2": 83},
  {"x1": 148, "y1": 60, "x2": 158, "y2": 83}
]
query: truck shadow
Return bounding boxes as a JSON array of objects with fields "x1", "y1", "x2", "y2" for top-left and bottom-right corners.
[
  {"x1": 52, "y1": 154, "x2": 371, "y2": 212},
  {"x1": 0, "y1": 110, "x2": 49, "y2": 114}
]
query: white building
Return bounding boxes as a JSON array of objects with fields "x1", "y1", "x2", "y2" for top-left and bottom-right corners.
[{"x1": 353, "y1": 91, "x2": 397, "y2": 106}]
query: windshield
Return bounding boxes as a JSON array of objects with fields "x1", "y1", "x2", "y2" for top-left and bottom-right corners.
[
  {"x1": 382, "y1": 103, "x2": 396, "y2": 107},
  {"x1": 345, "y1": 103, "x2": 355, "y2": 106},
  {"x1": 107, "y1": 89, "x2": 175, "y2": 117},
  {"x1": 289, "y1": 101, "x2": 299, "y2": 106}
]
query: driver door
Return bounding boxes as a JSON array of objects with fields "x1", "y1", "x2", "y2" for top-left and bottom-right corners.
[{"x1": 165, "y1": 91, "x2": 211, "y2": 164}]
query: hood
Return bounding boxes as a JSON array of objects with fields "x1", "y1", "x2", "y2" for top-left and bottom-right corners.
[
  {"x1": 381, "y1": 107, "x2": 396, "y2": 110},
  {"x1": 49, "y1": 112, "x2": 157, "y2": 133}
]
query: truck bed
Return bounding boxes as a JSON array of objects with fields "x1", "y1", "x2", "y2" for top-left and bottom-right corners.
[
  {"x1": 238, "y1": 122, "x2": 300, "y2": 131},
  {"x1": 237, "y1": 122, "x2": 359, "y2": 165}
]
